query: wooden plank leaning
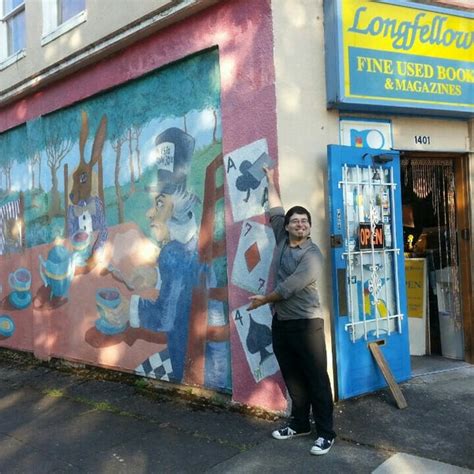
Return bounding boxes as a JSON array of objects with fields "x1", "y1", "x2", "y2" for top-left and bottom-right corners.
[{"x1": 368, "y1": 342, "x2": 408, "y2": 410}]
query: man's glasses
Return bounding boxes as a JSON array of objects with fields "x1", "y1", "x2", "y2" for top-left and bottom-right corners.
[{"x1": 289, "y1": 218, "x2": 309, "y2": 225}]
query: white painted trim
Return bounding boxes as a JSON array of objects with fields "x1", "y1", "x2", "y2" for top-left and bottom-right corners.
[
  {"x1": 41, "y1": 9, "x2": 87, "y2": 46},
  {"x1": 1, "y1": 2, "x2": 24, "y2": 20},
  {"x1": 0, "y1": 19, "x2": 7, "y2": 62},
  {"x1": 0, "y1": 49, "x2": 26, "y2": 70}
]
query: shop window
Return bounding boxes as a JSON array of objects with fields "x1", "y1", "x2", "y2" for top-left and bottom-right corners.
[
  {"x1": 41, "y1": 0, "x2": 86, "y2": 46},
  {"x1": 0, "y1": 0, "x2": 26, "y2": 69}
]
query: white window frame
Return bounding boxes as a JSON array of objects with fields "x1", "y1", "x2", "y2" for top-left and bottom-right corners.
[
  {"x1": 0, "y1": 0, "x2": 26, "y2": 70},
  {"x1": 41, "y1": 0, "x2": 87, "y2": 46}
]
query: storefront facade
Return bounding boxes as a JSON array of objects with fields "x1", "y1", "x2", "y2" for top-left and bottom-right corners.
[
  {"x1": 0, "y1": 0, "x2": 472, "y2": 411},
  {"x1": 273, "y1": 0, "x2": 473, "y2": 399}
]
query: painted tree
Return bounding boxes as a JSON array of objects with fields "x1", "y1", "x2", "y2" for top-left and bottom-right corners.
[
  {"x1": 85, "y1": 85, "x2": 145, "y2": 209},
  {"x1": 0, "y1": 125, "x2": 28, "y2": 193},
  {"x1": 132, "y1": 125, "x2": 143, "y2": 178},
  {"x1": 149, "y1": 50, "x2": 222, "y2": 143},
  {"x1": 125, "y1": 77, "x2": 158, "y2": 184},
  {"x1": 118, "y1": 49, "x2": 222, "y2": 171},
  {"x1": 127, "y1": 127, "x2": 136, "y2": 193},
  {"x1": 26, "y1": 118, "x2": 45, "y2": 192},
  {"x1": 30, "y1": 152, "x2": 42, "y2": 190},
  {"x1": 41, "y1": 109, "x2": 77, "y2": 217},
  {"x1": 96, "y1": 93, "x2": 127, "y2": 223},
  {"x1": 194, "y1": 50, "x2": 222, "y2": 143},
  {"x1": 0, "y1": 161, "x2": 12, "y2": 192},
  {"x1": 0, "y1": 131, "x2": 13, "y2": 192}
]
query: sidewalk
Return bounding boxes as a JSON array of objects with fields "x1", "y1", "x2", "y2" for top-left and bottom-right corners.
[{"x1": 0, "y1": 350, "x2": 472, "y2": 473}]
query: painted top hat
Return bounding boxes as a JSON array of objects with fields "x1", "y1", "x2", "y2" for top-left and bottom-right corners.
[{"x1": 153, "y1": 127, "x2": 195, "y2": 194}]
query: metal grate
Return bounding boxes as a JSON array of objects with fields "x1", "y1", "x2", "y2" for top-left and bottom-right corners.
[{"x1": 338, "y1": 164, "x2": 404, "y2": 343}]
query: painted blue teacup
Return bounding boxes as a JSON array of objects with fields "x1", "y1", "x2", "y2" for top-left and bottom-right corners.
[
  {"x1": 0, "y1": 315, "x2": 15, "y2": 338},
  {"x1": 96, "y1": 288, "x2": 121, "y2": 311},
  {"x1": 8, "y1": 268, "x2": 32, "y2": 309},
  {"x1": 9, "y1": 268, "x2": 32, "y2": 292},
  {"x1": 71, "y1": 230, "x2": 92, "y2": 267},
  {"x1": 95, "y1": 288, "x2": 127, "y2": 335}
]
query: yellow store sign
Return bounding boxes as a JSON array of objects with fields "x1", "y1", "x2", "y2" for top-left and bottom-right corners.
[{"x1": 324, "y1": 0, "x2": 474, "y2": 116}]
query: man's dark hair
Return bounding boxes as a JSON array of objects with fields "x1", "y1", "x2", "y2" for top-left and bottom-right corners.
[{"x1": 284, "y1": 206, "x2": 312, "y2": 227}]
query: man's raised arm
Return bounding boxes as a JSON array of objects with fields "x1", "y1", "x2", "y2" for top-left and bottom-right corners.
[{"x1": 263, "y1": 166, "x2": 282, "y2": 209}]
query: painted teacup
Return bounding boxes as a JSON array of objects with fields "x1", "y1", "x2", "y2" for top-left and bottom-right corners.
[
  {"x1": 0, "y1": 315, "x2": 15, "y2": 338},
  {"x1": 71, "y1": 230, "x2": 92, "y2": 266},
  {"x1": 95, "y1": 288, "x2": 128, "y2": 334},
  {"x1": 9, "y1": 268, "x2": 32, "y2": 292}
]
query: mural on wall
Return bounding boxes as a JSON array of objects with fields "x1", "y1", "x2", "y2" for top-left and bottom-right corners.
[
  {"x1": 0, "y1": 49, "x2": 231, "y2": 391},
  {"x1": 0, "y1": 125, "x2": 26, "y2": 256},
  {"x1": 224, "y1": 139, "x2": 283, "y2": 389}
]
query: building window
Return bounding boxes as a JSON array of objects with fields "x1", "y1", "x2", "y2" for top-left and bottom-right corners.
[
  {"x1": 42, "y1": 0, "x2": 86, "y2": 46},
  {"x1": 58, "y1": 0, "x2": 85, "y2": 24},
  {"x1": 0, "y1": 0, "x2": 26, "y2": 68}
]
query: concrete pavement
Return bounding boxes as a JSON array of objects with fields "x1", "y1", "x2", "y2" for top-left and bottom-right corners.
[{"x1": 0, "y1": 350, "x2": 472, "y2": 473}]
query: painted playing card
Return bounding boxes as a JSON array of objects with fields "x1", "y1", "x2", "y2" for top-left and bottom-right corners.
[
  {"x1": 224, "y1": 139, "x2": 270, "y2": 222},
  {"x1": 232, "y1": 303, "x2": 278, "y2": 383},
  {"x1": 231, "y1": 220, "x2": 275, "y2": 294}
]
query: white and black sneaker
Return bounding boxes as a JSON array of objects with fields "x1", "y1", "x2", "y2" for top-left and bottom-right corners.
[
  {"x1": 272, "y1": 426, "x2": 311, "y2": 440},
  {"x1": 310, "y1": 436, "x2": 335, "y2": 455}
]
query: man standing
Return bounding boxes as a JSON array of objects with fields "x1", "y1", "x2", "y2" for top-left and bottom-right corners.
[{"x1": 247, "y1": 166, "x2": 336, "y2": 456}]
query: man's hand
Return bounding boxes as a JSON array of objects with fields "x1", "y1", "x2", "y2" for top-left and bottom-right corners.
[
  {"x1": 247, "y1": 295, "x2": 267, "y2": 311},
  {"x1": 263, "y1": 165, "x2": 275, "y2": 184},
  {"x1": 262, "y1": 165, "x2": 282, "y2": 208}
]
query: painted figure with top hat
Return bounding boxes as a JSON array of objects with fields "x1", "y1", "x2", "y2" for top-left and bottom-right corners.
[{"x1": 122, "y1": 127, "x2": 201, "y2": 382}]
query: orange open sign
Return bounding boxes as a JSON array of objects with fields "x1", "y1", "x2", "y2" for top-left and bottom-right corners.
[{"x1": 358, "y1": 223, "x2": 384, "y2": 249}]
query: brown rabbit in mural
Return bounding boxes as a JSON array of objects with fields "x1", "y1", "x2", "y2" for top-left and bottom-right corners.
[{"x1": 67, "y1": 111, "x2": 108, "y2": 263}]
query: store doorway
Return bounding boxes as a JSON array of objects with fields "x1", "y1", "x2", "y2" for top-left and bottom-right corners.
[{"x1": 400, "y1": 152, "x2": 472, "y2": 370}]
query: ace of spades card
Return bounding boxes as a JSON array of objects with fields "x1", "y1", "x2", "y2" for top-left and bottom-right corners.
[
  {"x1": 232, "y1": 303, "x2": 279, "y2": 383},
  {"x1": 224, "y1": 138, "x2": 273, "y2": 223},
  {"x1": 231, "y1": 220, "x2": 275, "y2": 295}
]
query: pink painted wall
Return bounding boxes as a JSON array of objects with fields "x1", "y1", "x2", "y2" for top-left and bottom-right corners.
[{"x1": 0, "y1": 0, "x2": 286, "y2": 412}]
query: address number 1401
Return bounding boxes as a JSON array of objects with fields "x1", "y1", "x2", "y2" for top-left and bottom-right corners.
[{"x1": 414, "y1": 135, "x2": 431, "y2": 145}]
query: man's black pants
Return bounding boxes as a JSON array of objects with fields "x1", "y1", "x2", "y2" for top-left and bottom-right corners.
[{"x1": 272, "y1": 317, "x2": 336, "y2": 440}]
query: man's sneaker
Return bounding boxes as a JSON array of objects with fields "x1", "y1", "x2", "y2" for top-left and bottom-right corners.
[
  {"x1": 272, "y1": 426, "x2": 311, "y2": 440},
  {"x1": 310, "y1": 437, "x2": 334, "y2": 455}
]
